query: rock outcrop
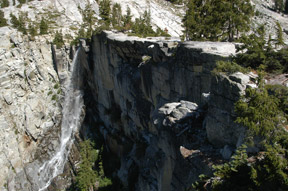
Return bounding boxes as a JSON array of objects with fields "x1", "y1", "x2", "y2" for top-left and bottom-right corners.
[
  {"x1": 0, "y1": 27, "x2": 63, "y2": 189},
  {"x1": 78, "y1": 31, "x2": 254, "y2": 190}
]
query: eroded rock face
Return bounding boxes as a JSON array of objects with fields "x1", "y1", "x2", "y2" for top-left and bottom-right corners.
[
  {"x1": 0, "y1": 27, "x2": 66, "y2": 190},
  {"x1": 80, "y1": 31, "x2": 250, "y2": 190},
  {"x1": 205, "y1": 72, "x2": 257, "y2": 147}
]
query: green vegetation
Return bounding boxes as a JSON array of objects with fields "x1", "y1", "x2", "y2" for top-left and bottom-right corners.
[
  {"x1": 182, "y1": 0, "x2": 254, "y2": 41},
  {"x1": 275, "y1": 0, "x2": 285, "y2": 12},
  {"x1": 235, "y1": 25, "x2": 288, "y2": 74},
  {"x1": 0, "y1": 10, "x2": 8, "y2": 27},
  {"x1": 1, "y1": 0, "x2": 9, "y2": 8},
  {"x1": 39, "y1": 17, "x2": 48, "y2": 35},
  {"x1": 192, "y1": 80, "x2": 288, "y2": 191},
  {"x1": 76, "y1": 140, "x2": 112, "y2": 191},
  {"x1": 123, "y1": 6, "x2": 132, "y2": 30},
  {"x1": 111, "y1": 3, "x2": 122, "y2": 29},
  {"x1": 10, "y1": 12, "x2": 27, "y2": 34},
  {"x1": 81, "y1": 4, "x2": 97, "y2": 37},
  {"x1": 276, "y1": 21, "x2": 285, "y2": 48},
  {"x1": 99, "y1": 0, "x2": 111, "y2": 25},
  {"x1": 71, "y1": 1, "x2": 170, "y2": 46},
  {"x1": 53, "y1": 31, "x2": 65, "y2": 49},
  {"x1": 213, "y1": 61, "x2": 248, "y2": 75},
  {"x1": 18, "y1": 0, "x2": 26, "y2": 4},
  {"x1": 28, "y1": 23, "x2": 37, "y2": 37},
  {"x1": 166, "y1": 0, "x2": 183, "y2": 4}
]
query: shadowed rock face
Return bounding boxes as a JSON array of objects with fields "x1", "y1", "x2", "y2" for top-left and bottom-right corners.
[{"x1": 78, "y1": 31, "x2": 254, "y2": 190}]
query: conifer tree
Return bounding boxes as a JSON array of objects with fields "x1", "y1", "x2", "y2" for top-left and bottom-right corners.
[
  {"x1": 10, "y1": 13, "x2": 20, "y2": 28},
  {"x1": 1, "y1": 0, "x2": 9, "y2": 8},
  {"x1": 18, "y1": 12, "x2": 27, "y2": 34},
  {"x1": 275, "y1": 0, "x2": 284, "y2": 12},
  {"x1": 18, "y1": 0, "x2": 26, "y2": 4},
  {"x1": 82, "y1": 4, "x2": 97, "y2": 37},
  {"x1": 76, "y1": 140, "x2": 98, "y2": 191},
  {"x1": 28, "y1": 23, "x2": 37, "y2": 37},
  {"x1": 225, "y1": 0, "x2": 254, "y2": 41},
  {"x1": 10, "y1": 13, "x2": 27, "y2": 34},
  {"x1": 53, "y1": 31, "x2": 64, "y2": 48},
  {"x1": 111, "y1": 3, "x2": 122, "y2": 28},
  {"x1": 99, "y1": 0, "x2": 111, "y2": 25},
  {"x1": 0, "y1": 11, "x2": 7, "y2": 27},
  {"x1": 39, "y1": 17, "x2": 48, "y2": 35},
  {"x1": 123, "y1": 6, "x2": 132, "y2": 30},
  {"x1": 276, "y1": 21, "x2": 285, "y2": 48},
  {"x1": 183, "y1": 0, "x2": 254, "y2": 41}
]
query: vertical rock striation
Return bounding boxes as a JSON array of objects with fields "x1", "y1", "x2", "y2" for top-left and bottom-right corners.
[{"x1": 80, "y1": 31, "x2": 254, "y2": 190}]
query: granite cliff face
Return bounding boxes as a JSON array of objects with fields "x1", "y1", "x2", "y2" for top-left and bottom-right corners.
[
  {"x1": 0, "y1": 27, "x2": 256, "y2": 190},
  {"x1": 78, "y1": 31, "x2": 256, "y2": 190},
  {"x1": 0, "y1": 27, "x2": 63, "y2": 189}
]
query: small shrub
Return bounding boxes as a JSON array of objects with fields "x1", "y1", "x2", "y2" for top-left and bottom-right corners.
[
  {"x1": 53, "y1": 31, "x2": 64, "y2": 48},
  {"x1": 39, "y1": 17, "x2": 48, "y2": 35},
  {"x1": 212, "y1": 61, "x2": 248, "y2": 75},
  {"x1": 0, "y1": 11, "x2": 8, "y2": 27}
]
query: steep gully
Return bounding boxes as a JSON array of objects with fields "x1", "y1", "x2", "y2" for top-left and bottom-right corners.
[{"x1": 39, "y1": 31, "x2": 253, "y2": 190}]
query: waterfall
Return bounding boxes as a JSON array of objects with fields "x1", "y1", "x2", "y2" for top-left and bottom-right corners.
[{"x1": 38, "y1": 49, "x2": 84, "y2": 191}]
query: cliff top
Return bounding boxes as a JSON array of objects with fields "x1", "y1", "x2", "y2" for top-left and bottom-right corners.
[{"x1": 105, "y1": 31, "x2": 237, "y2": 57}]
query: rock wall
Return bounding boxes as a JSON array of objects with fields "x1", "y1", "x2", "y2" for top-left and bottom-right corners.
[
  {"x1": 0, "y1": 26, "x2": 82, "y2": 191},
  {"x1": 82, "y1": 31, "x2": 253, "y2": 190},
  {"x1": 0, "y1": 27, "x2": 64, "y2": 190}
]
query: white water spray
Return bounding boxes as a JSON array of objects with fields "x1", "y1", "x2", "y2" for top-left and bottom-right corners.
[{"x1": 38, "y1": 49, "x2": 84, "y2": 191}]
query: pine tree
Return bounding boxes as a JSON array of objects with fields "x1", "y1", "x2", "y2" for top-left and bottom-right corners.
[
  {"x1": 10, "y1": 13, "x2": 20, "y2": 29},
  {"x1": 111, "y1": 3, "x2": 122, "y2": 28},
  {"x1": 18, "y1": 0, "x2": 26, "y2": 4},
  {"x1": 76, "y1": 140, "x2": 98, "y2": 191},
  {"x1": 182, "y1": 0, "x2": 254, "y2": 41},
  {"x1": 53, "y1": 31, "x2": 64, "y2": 48},
  {"x1": 82, "y1": 4, "x2": 97, "y2": 37},
  {"x1": 28, "y1": 23, "x2": 37, "y2": 37},
  {"x1": 275, "y1": 0, "x2": 284, "y2": 12},
  {"x1": 1, "y1": 0, "x2": 9, "y2": 8},
  {"x1": 123, "y1": 6, "x2": 132, "y2": 30},
  {"x1": 0, "y1": 11, "x2": 7, "y2": 27},
  {"x1": 18, "y1": 12, "x2": 27, "y2": 34},
  {"x1": 99, "y1": 0, "x2": 111, "y2": 25},
  {"x1": 275, "y1": 21, "x2": 285, "y2": 48},
  {"x1": 39, "y1": 17, "x2": 48, "y2": 35}
]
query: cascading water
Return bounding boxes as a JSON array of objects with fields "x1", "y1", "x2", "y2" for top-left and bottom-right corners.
[{"x1": 38, "y1": 49, "x2": 84, "y2": 191}]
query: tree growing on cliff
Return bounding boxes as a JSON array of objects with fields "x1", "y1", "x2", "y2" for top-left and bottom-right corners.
[
  {"x1": 1, "y1": 0, "x2": 9, "y2": 8},
  {"x1": 123, "y1": 6, "x2": 132, "y2": 30},
  {"x1": 276, "y1": 21, "x2": 285, "y2": 48},
  {"x1": 10, "y1": 12, "x2": 27, "y2": 34},
  {"x1": 28, "y1": 23, "x2": 37, "y2": 37},
  {"x1": 53, "y1": 31, "x2": 65, "y2": 49},
  {"x1": 275, "y1": 0, "x2": 284, "y2": 12},
  {"x1": 82, "y1": 4, "x2": 97, "y2": 37},
  {"x1": 39, "y1": 17, "x2": 48, "y2": 35},
  {"x1": 111, "y1": 3, "x2": 122, "y2": 29},
  {"x1": 99, "y1": 0, "x2": 111, "y2": 25},
  {"x1": 0, "y1": 11, "x2": 7, "y2": 27}
]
